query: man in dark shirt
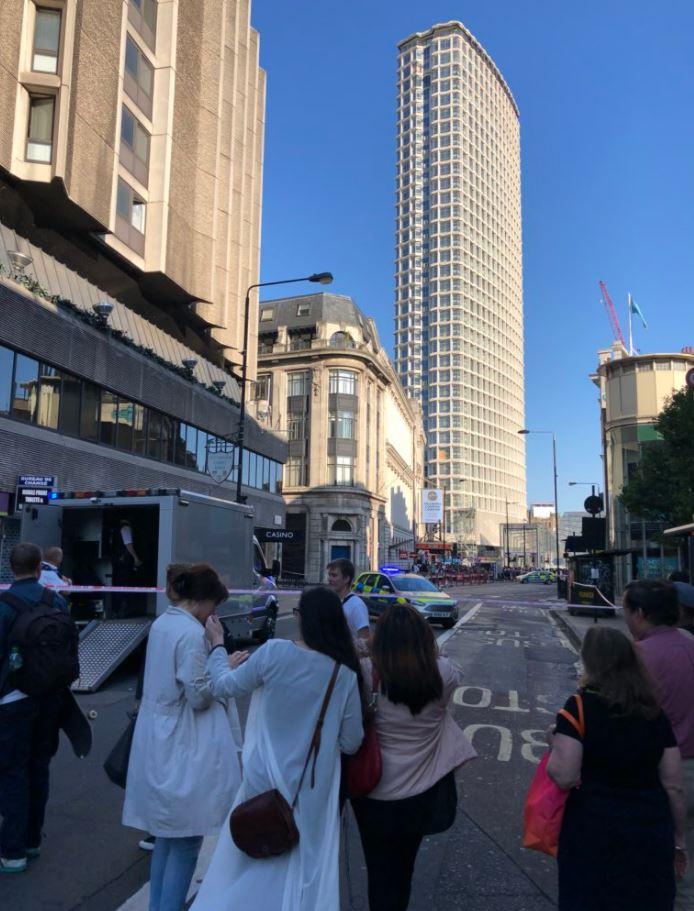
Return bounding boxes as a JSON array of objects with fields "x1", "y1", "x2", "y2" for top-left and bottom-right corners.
[
  {"x1": 624, "y1": 580, "x2": 694, "y2": 908},
  {"x1": 0, "y1": 543, "x2": 68, "y2": 874}
]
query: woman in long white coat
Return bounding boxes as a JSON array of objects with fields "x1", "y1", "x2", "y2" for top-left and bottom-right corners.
[
  {"x1": 123, "y1": 564, "x2": 243, "y2": 911},
  {"x1": 190, "y1": 586, "x2": 365, "y2": 911}
]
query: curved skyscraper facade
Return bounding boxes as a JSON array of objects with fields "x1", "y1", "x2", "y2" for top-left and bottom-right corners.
[{"x1": 395, "y1": 21, "x2": 526, "y2": 548}]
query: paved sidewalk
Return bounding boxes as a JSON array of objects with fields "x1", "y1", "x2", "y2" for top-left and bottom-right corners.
[{"x1": 551, "y1": 607, "x2": 628, "y2": 650}]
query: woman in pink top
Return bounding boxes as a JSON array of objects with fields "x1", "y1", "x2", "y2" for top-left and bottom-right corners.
[{"x1": 352, "y1": 605, "x2": 476, "y2": 911}]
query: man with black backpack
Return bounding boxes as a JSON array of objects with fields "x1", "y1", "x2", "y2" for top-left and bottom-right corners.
[{"x1": 0, "y1": 542, "x2": 78, "y2": 874}]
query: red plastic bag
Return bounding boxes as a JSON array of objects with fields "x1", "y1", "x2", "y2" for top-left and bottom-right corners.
[
  {"x1": 522, "y1": 752, "x2": 570, "y2": 857},
  {"x1": 522, "y1": 695, "x2": 585, "y2": 857}
]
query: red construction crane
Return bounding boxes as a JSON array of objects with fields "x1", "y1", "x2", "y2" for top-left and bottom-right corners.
[{"x1": 598, "y1": 281, "x2": 627, "y2": 348}]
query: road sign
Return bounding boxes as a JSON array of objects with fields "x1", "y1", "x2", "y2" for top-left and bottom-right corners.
[
  {"x1": 686, "y1": 367, "x2": 694, "y2": 389},
  {"x1": 422, "y1": 488, "x2": 443, "y2": 523},
  {"x1": 207, "y1": 451, "x2": 235, "y2": 484},
  {"x1": 584, "y1": 494, "x2": 603, "y2": 516}
]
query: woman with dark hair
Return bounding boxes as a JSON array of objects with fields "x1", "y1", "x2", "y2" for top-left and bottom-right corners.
[
  {"x1": 190, "y1": 585, "x2": 364, "y2": 911},
  {"x1": 547, "y1": 625, "x2": 687, "y2": 911},
  {"x1": 351, "y1": 605, "x2": 476, "y2": 911},
  {"x1": 123, "y1": 564, "x2": 244, "y2": 911}
]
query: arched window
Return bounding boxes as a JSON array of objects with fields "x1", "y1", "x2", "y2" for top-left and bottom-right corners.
[
  {"x1": 331, "y1": 518, "x2": 352, "y2": 532},
  {"x1": 329, "y1": 331, "x2": 355, "y2": 349}
]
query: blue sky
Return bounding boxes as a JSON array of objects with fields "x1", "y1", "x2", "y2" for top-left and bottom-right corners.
[{"x1": 252, "y1": 1, "x2": 694, "y2": 512}]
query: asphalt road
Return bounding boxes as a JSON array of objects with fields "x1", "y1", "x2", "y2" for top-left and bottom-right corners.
[{"x1": 2, "y1": 582, "x2": 577, "y2": 910}]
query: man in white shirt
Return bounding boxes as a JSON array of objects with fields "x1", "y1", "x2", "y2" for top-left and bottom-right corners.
[
  {"x1": 38, "y1": 547, "x2": 70, "y2": 589},
  {"x1": 327, "y1": 558, "x2": 370, "y2": 642}
]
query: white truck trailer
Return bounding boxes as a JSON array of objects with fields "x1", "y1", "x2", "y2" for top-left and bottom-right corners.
[{"x1": 20, "y1": 487, "x2": 278, "y2": 691}]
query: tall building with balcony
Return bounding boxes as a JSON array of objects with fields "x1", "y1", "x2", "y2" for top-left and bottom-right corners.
[
  {"x1": 0, "y1": 1, "x2": 284, "y2": 580},
  {"x1": 395, "y1": 22, "x2": 526, "y2": 547},
  {"x1": 255, "y1": 293, "x2": 426, "y2": 583}
]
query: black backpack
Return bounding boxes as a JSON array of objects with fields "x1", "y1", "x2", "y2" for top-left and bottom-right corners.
[{"x1": 0, "y1": 589, "x2": 80, "y2": 697}]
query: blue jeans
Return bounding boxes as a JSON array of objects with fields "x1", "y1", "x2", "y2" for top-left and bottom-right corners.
[
  {"x1": 149, "y1": 835, "x2": 203, "y2": 911},
  {"x1": 0, "y1": 695, "x2": 62, "y2": 859}
]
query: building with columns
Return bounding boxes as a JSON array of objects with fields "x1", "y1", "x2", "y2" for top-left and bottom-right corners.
[{"x1": 255, "y1": 293, "x2": 426, "y2": 583}]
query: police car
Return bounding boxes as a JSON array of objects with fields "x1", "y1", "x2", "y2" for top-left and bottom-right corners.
[{"x1": 353, "y1": 568, "x2": 459, "y2": 629}]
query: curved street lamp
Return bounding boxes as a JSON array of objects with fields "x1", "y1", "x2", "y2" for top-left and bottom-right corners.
[{"x1": 236, "y1": 272, "x2": 333, "y2": 503}]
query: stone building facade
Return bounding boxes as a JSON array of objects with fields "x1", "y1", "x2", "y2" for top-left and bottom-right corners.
[
  {"x1": 0, "y1": 0, "x2": 265, "y2": 377},
  {"x1": 255, "y1": 293, "x2": 426, "y2": 583},
  {"x1": 0, "y1": 0, "x2": 284, "y2": 577}
]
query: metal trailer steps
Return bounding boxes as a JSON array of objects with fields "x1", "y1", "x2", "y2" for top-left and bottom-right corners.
[{"x1": 72, "y1": 619, "x2": 152, "y2": 693}]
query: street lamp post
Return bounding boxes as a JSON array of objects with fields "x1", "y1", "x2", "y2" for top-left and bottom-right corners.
[
  {"x1": 519, "y1": 429, "x2": 561, "y2": 598},
  {"x1": 568, "y1": 480, "x2": 602, "y2": 501},
  {"x1": 236, "y1": 272, "x2": 333, "y2": 503}
]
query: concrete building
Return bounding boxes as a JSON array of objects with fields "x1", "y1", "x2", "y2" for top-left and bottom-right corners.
[
  {"x1": 0, "y1": 0, "x2": 284, "y2": 580},
  {"x1": 0, "y1": 0, "x2": 265, "y2": 378},
  {"x1": 592, "y1": 344, "x2": 694, "y2": 589},
  {"x1": 255, "y1": 293, "x2": 426, "y2": 583},
  {"x1": 394, "y1": 21, "x2": 526, "y2": 548}
]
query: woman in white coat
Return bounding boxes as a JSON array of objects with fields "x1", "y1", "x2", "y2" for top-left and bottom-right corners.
[
  {"x1": 123, "y1": 564, "x2": 243, "y2": 911},
  {"x1": 190, "y1": 586, "x2": 365, "y2": 911}
]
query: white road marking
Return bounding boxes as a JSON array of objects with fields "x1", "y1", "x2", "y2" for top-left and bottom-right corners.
[{"x1": 437, "y1": 601, "x2": 483, "y2": 647}]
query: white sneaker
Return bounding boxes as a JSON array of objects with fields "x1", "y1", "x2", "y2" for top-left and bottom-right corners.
[
  {"x1": 1, "y1": 857, "x2": 27, "y2": 874},
  {"x1": 138, "y1": 835, "x2": 155, "y2": 851}
]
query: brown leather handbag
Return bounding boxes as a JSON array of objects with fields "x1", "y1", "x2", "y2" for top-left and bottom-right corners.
[{"x1": 230, "y1": 661, "x2": 340, "y2": 859}]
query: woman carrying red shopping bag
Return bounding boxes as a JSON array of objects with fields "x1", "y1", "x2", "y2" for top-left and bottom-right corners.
[
  {"x1": 522, "y1": 695, "x2": 584, "y2": 857},
  {"x1": 526, "y1": 627, "x2": 687, "y2": 911}
]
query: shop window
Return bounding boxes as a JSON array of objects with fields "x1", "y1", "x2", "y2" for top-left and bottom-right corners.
[
  {"x1": 32, "y1": 7, "x2": 62, "y2": 74},
  {"x1": 26, "y1": 95, "x2": 55, "y2": 163}
]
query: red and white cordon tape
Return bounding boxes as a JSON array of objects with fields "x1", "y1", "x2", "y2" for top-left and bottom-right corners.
[{"x1": 0, "y1": 584, "x2": 301, "y2": 596}]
